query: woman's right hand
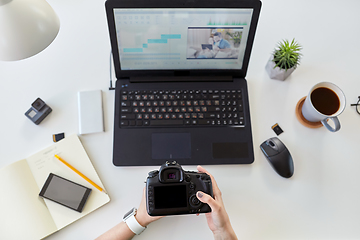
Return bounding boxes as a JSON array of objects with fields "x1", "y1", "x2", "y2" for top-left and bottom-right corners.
[{"x1": 196, "y1": 165, "x2": 238, "y2": 240}]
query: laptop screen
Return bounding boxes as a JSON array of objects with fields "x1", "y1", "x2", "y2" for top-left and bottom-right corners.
[{"x1": 113, "y1": 8, "x2": 254, "y2": 71}]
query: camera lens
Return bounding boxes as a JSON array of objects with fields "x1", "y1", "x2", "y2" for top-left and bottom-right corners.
[{"x1": 31, "y1": 98, "x2": 45, "y2": 111}]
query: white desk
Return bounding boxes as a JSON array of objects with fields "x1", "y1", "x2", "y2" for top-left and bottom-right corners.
[{"x1": 1, "y1": 0, "x2": 360, "y2": 239}]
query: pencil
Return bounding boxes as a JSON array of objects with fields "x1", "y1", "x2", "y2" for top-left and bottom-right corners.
[{"x1": 54, "y1": 154, "x2": 107, "y2": 194}]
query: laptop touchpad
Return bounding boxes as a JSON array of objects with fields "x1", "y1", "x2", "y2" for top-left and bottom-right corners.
[{"x1": 152, "y1": 133, "x2": 191, "y2": 159}]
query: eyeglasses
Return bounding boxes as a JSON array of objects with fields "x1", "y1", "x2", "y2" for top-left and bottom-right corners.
[{"x1": 351, "y1": 96, "x2": 360, "y2": 114}]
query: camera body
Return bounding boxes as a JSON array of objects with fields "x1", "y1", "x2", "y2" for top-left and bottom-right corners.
[
  {"x1": 146, "y1": 161, "x2": 213, "y2": 216},
  {"x1": 25, "y1": 98, "x2": 52, "y2": 125}
]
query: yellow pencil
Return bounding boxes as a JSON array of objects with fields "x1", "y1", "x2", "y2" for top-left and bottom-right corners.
[{"x1": 54, "y1": 154, "x2": 107, "y2": 194}]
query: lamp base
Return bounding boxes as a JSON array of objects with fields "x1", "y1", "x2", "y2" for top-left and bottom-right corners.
[{"x1": 295, "y1": 97, "x2": 323, "y2": 128}]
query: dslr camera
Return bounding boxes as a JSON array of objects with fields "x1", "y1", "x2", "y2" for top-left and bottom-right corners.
[
  {"x1": 146, "y1": 161, "x2": 213, "y2": 216},
  {"x1": 25, "y1": 98, "x2": 52, "y2": 125}
]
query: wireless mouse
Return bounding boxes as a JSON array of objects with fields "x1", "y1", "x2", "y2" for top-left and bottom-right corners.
[{"x1": 260, "y1": 137, "x2": 294, "y2": 178}]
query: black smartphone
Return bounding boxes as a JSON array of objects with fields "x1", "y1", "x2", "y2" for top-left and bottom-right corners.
[{"x1": 39, "y1": 173, "x2": 92, "y2": 212}]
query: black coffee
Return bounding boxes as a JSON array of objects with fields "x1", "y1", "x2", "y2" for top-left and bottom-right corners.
[{"x1": 310, "y1": 87, "x2": 340, "y2": 115}]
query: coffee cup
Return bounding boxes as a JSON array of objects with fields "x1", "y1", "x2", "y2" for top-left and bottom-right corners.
[{"x1": 301, "y1": 82, "x2": 346, "y2": 132}]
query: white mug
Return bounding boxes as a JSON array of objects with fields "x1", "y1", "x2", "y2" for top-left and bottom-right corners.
[{"x1": 301, "y1": 82, "x2": 346, "y2": 132}]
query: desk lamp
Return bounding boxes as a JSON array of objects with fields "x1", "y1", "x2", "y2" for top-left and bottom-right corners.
[{"x1": 0, "y1": 0, "x2": 59, "y2": 61}]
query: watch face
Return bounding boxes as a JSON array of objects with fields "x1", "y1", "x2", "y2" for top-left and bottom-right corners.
[{"x1": 123, "y1": 207, "x2": 137, "y2": 220}]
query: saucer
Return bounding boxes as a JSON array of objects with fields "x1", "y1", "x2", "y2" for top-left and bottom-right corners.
[{"x1": 295, "y1": 97, "x2": 324, "y2": 128}]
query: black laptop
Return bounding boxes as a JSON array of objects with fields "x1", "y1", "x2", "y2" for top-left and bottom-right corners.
[{"x1": 105, "y1": 0, "x2": 261, "y2": 166}]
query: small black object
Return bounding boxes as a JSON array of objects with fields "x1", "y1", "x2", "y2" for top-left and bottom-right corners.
[
  {"x1": 146, "y1": 161, "x2": 213, "y2": 216},
  {"x1": 25, "y1": 98, "x2": 52, "y2": 125},
  {"x1": 39, "y1": 173, "x2": 92, "y2": 212},
  {"x1": 53, "y1": 133, "x2": 65, "y2": 142},
  {"x1": 260, "y1": 137, "x2": 294, "y2": 178},
  {"x1": 271, "y1": 123, "x2": 283, "y2": 136}
]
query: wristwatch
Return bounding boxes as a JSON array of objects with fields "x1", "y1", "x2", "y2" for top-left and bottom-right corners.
[{"x1": 123, "y1": 207, "x2": 146, "y2": 235}]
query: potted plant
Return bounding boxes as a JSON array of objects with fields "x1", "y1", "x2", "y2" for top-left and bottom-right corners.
[
  {"x1": 226, "y1": 31, "x2": 242, "y2": 48},
  {"x1": 265, "y1": 38, "x2": 302, "y2": 80}
]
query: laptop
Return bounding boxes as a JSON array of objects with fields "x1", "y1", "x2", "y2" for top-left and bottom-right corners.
[{"x1": 105, "y1": 0, "x2": 261, "y2": 166}]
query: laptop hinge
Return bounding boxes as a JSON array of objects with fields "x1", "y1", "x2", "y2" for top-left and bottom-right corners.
[{"x1": 129, "y1": 76, "x2": 233, "y2": 83}]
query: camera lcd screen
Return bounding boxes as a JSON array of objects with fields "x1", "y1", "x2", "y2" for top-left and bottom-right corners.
[
  {"x1": 39, "y1": 173, "x2": 91, "y2": 212},
  {"x1": 154, "y1": 185, "x2": 187, "y2": 209}
]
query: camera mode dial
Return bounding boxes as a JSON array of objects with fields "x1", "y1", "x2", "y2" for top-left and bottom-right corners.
[{"x1": 165, "y1": 161, "x2": 178, "y2": 167}]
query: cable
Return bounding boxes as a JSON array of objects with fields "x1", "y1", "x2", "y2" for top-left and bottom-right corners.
[{"x1": 109, "y1": 50, "x2": 115, "y2": 90}]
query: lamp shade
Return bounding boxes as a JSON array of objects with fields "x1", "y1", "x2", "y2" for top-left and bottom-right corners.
[{"x1": 0, "y1": 0, "x2": 60, "y2": 61}]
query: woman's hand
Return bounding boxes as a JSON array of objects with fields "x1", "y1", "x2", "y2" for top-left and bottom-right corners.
[
  {"x1": 135, "y1": 187, "x2": 163, "y2": 227},
  {"x1": 196, "y1": 165, "x2": 238, "y2": 240}
]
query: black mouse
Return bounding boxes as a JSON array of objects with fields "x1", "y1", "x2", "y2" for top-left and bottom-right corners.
[{"x1": 260, "y1": 137, "x2": 294, "y2": 178}]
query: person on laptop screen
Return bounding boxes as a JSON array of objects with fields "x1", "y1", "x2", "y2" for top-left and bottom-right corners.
[
  {"x1": 213, "y1": 32, "x2": 231, "y2": 51},
  {"x1": 96, "y1": 166, "x2": 238, "y2": 240},
  {"x1": 197, "y1": 37, "x2": 216, "y2": 59}
]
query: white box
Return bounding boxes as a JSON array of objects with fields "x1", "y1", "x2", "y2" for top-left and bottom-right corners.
[{"x1": 77, "y1": 90, "x2": 104, "y2": 134}]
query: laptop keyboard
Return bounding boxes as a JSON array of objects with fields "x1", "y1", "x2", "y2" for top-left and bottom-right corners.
[{"x1": 119, "y1": 89, "x2": 245, "y2": 127}]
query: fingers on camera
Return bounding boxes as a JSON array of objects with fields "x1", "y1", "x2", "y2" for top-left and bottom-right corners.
[
  {"x1": 197, "y1": 191, "x2": 220, "y2": 211},
  {"x1": 197, "y1": 165, "x2": 221, "y2": 197}
]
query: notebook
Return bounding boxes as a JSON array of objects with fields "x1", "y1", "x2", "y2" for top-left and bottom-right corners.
[
  {"x1": 105, "y1": 0, "x2": 262, "y2": 166},
  {"x1": 0, "y1": 134, "x2": 110, "y2": 240}
]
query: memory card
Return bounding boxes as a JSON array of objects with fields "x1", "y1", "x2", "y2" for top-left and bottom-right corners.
[
  {"x1": 53, "y1": 133, "x2": 65, "y2": 142},
  {"x1": 271, "y1": 123, "x2": 283, "y2": 136}
]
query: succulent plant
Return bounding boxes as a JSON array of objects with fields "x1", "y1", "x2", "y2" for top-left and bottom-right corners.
[{"x1": 272, "y1": 39, "x2": 302, "y2": 71}]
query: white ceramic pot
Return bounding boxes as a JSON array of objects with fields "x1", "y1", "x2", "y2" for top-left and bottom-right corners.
[{"x1": 265, "y1": 56, "x2": 295, "y2": 81}]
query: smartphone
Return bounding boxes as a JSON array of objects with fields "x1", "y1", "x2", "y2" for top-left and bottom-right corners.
[{"x1": 39, "y1": 173, "x2": 92, "y2": 212}]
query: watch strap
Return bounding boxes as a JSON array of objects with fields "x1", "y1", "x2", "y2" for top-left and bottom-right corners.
[{"x1": 123, "y1": 209, "x2": 146, "y2": 235}]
